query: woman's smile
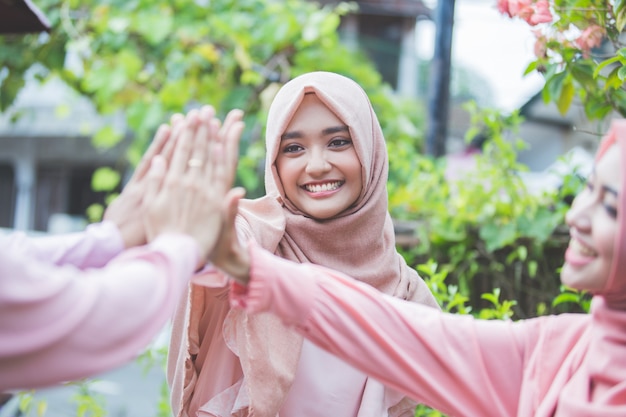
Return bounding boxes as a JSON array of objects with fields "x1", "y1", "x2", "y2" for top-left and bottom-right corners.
[
  {"x1": 564, "y1": 238, "x2": 597, "y2": 267},
  {"x1": 302, "y1": 181, "x2": 344, "y2": 194},
  {"x1": 276, "y1": 93, "x2": 363, "y2": 220}
]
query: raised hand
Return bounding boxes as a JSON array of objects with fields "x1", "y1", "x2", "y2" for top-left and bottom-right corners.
[
  {"x1": 210, "y1": 186, "x2": 250, "y2": 284},
  {"x1": 204, "y1": 108, "x2": 250, "y2": 283},
  {"x1": 142, "y1": 106, "x2": 244, "y2": 268},
  {"x1": 103, "y1": 123, "x2": 172, "y2": 248}
]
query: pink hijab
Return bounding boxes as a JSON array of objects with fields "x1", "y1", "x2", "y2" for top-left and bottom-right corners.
[
  {"x1": 168, "y1": 72, "x2": 437, "y2": 417},
  {"x1": 592, "y1": 120, "x2": 626, "y2": 307},
  {"x1": 526, "y1": 119, "x2": 626, "y2": 416}
]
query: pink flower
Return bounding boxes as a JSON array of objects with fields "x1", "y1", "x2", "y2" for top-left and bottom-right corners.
[
  {"x1": 575, "y1": 25, "x2": 605, "y2": 52},
  {"x1": 496, "y1": 0, "x2": 511, "y2": 17},
  {"x1": 528, "y1": 0, "x2": 553, "y2": 25},
  {"x1": 496, "y1": 0, "x2": 532, "y2": 18},
  {"x1": 496, "y1": 0, "x2": 553, "y2": 26},
  {"x1": 509, "y1": 0, "x2": 533, "y2": 16},
  {"x1": 533, "y1": 29, "x2": 548, "y2": 58}
]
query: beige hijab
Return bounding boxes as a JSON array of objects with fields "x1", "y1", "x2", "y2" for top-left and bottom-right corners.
[{"x1": 168, "y1": 71, "x2": 438, "y2": 417}]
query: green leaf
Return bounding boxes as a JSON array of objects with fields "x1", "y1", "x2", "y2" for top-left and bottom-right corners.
[
  {"x1": 616, "y1": 0, "x2": 626, "y2": 32},
  {"x1": 546, "y1": 71, "x2": 566, "y2": 102},
  {"x1": 479, "y1": 222, "x2": 517, "y2": 252},
  {"x1": 618, "y1": 65, "x2": 626, "y2": 81},
  {"x1": 117, "y1": 49, "x2": 143, "y2": 78},
  {"x1": 0, "y1": 71, "x2": 25, "y2": 111},
  {"x1": 570, "y1": 62, "x2": 594, "y2": 85},
  {"x1": 593, "y1": 56, "x2": 620, "y2": 78},
  {"x1": 133, "y1": 10, "x2": 173, "y2": 45},
  {"x1": 92, "y1": 126, "x2": 124, "y2": 149},
  {"x1": 552, "y1": 292, "x2": 581, "y2": 307},
  {"x1": 86, "y1": 203, "x2": 104, "y2": 223},
  {"x1": 606, "y1": 66, "x2": 625, "y2": 90},
  {"x1": 523, "y1": 60, "x2": 538, "y2": 76},
  {"x1": 557, "y1": 78, "x2": 575, "y2": 115},
  {"x1": 91, "y1": 167, "x2": 121, "y2": 192}
]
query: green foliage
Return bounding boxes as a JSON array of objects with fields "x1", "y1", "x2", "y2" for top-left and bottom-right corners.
[
  {"x1": 17, "y1": 391, "x2": 48, "y2": 417},
  {"x1": 70, "y1": 381, "x2": 107, "y2": 417},
  {"x1": 391, "y1": 101, "x2": 587, "y2": 318},
  {"x1": 514, "y1": 0, "x2": 626, "y2": 119},
  {"x1": 0, "y1": 0, "x2": 422, "y2": 198}
]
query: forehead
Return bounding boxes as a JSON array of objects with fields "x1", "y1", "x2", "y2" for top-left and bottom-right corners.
[
  {"x1": 596, "y1": 144, "x2": 621, "y2": 191},
  {"x1": 285, "y1": 94, "x2": 344, "y2": 130}
]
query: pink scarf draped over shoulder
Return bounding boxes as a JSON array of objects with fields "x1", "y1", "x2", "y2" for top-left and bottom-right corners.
[{"x1": 168, "y1": 71, "x2": 438, "y2": 417}]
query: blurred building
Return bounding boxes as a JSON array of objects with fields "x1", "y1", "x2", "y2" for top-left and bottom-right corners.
[
  {"x1": 0, "y1": 76, "x2": 129, "y2": 232},
  {"x1": 315, "y1": 0, "x2": 432, "y2": 97},
  {"x1": 0, "y1": 0, "x2": 433, "y2": 233}
]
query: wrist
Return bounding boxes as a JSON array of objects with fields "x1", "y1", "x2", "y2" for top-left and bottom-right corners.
[
  {"x1": 215, "y1": 241, "x2": 251, "y2": 285},
  {"x1": 230, "y1": 243, "x2": 251, "y2": 285}
]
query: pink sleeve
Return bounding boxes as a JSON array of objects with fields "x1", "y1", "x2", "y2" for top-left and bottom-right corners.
[
  {"x1": 2, "y1": 221, "x2": 125, "y2": 269},
  {"x1": 231, "y1": 244, "x2": 533, "y2": 417},
  {"x1": 0, "y1": 233, "x2": 198, "y2": 391}
]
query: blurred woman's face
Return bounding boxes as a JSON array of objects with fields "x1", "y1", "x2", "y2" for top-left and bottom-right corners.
[{"x1": 561, "y1": 145, "x2": 621, "y2": 292}]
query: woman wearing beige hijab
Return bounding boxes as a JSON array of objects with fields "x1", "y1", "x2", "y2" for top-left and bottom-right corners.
[{"x1": 167, "y1": 71, "x2": 439, "y2": 417}]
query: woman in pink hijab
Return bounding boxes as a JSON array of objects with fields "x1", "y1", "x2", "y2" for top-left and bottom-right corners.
[
  {"x1": 213, "y1": 118, "x2": 626, "y2": 416},
  {"x1": 167, "y1": 72, "x2": 439, "y2": 417}
]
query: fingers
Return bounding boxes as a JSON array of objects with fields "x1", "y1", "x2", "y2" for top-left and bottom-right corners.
[
  {"x1": 219, "y1": 109, "x2": 245, "y2": 186},
  {"x1": 188, "y1": 106, "x2": 216, "y2": 173},
  {"x1": 144, "y1": 155, "x2": 167, "y2": 209},
  {"x1": 168, "y1": 111, "x2": 198, "y2": 178},
  {"x1": 131, "y1": 124, "x2": 171, "y2": 183},
  {"x1": 203, "y1": 117, "x2": 223, "y2": 187},
  {"x1": 224, "y1": 187, "x2": 246, "y2": 226},
  {"x1": 158, "y1": 113, "x2": 184, "y2": 165}
]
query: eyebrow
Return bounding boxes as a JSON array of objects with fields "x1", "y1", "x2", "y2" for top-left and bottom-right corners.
[
  {"x1": 602, "y1": 185, "x2": 619, "y2": 198},
  {"x1": 281, "y1": 125, "x2": 349, "y2": 141}
]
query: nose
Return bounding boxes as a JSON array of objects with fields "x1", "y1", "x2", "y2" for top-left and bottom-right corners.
[
  {"x1": 565, "y1": 189, "x2": 594, "y2": 232},
  {"x1": 305, "y1": 148, "x2": 331, "y2": 175}
]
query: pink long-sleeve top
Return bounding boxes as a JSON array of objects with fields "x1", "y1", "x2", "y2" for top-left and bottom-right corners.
[
  {"x1": 231, "y1": 244, "x2": 626, "y2": 417},
  {"x1": 0, "y1": 221, "x2": 199, "y2": 392}
]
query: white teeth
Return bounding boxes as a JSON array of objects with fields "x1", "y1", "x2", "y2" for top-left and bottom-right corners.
[
  {"x1": 571, "y1": 239, "x2": 597, "y2": 257},
  {"x1": 305, "y1": 181, "x2": 342, "y2": 193}
]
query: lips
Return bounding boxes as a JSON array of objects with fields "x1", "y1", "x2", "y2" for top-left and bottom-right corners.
[
  {"x1": 570, "y1": 239, "x2": 597, "y2": 257},
  {"x1": 303, "y1": 181, "x2": 343, "y2": 193},
  {"x1": 565, "y1": 238, "x2": 597, "y2": 267}
]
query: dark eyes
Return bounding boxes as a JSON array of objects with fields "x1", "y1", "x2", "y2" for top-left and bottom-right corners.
[
  {"x1": 329, "y1": 138, "x2": 352, "y2": 148},
  {"x1": 280, "y1": 137, "x2": 352, "y2": 154},
  {"x1": 282, "y1": 144, "x2": 304, "y2": 154},
  {"x1": 584, "y1": 178, "x2": 618, "y2": 218},
  {"x1": 605, "y1": 204, "x2": 618, "y2": 218}
]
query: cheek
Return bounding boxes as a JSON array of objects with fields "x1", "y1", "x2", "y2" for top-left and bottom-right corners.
[
  {"x1": 274, "y1": 159, "x2": 300, "y2": 195},
  {"x1": 275, "y1": 157, "x2": 292, "y2": 181},
  {"x1": 339, "y1": 151, "x2": 363, "y2": 182},
  {"x1": 596, "y1": 223, "x2": 617, "y2": 262}
]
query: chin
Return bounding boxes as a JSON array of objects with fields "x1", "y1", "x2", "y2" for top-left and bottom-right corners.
[{"x1": 559, "y1": 265, "x2": 582, "y2": 290}]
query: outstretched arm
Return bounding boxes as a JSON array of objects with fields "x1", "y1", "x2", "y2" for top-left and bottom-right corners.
[
  {"x1": 0, "y1": 106, "x2": 243, "y2": 391},
  {"x1": 228, "y1": 244, "x2": 530, "y2": 417}
]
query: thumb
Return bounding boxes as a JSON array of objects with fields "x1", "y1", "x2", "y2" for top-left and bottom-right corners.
[{"x1": 223, "y1": 187, "x2": 246, "y2": 226}]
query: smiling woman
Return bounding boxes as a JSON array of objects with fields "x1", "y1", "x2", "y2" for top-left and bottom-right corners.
[
  {"x1": 276, "y1": 93, "x2": 363, "y2": 220},
  {"x1": 212, "y1": 118, "x2": 626, "y2": 417},
  {"x1": 167, "y1": 71, "x2": 439, "y2": 417},
  {"x1": 562, "y1": 145, "x2": 620, "y2": 293}
]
